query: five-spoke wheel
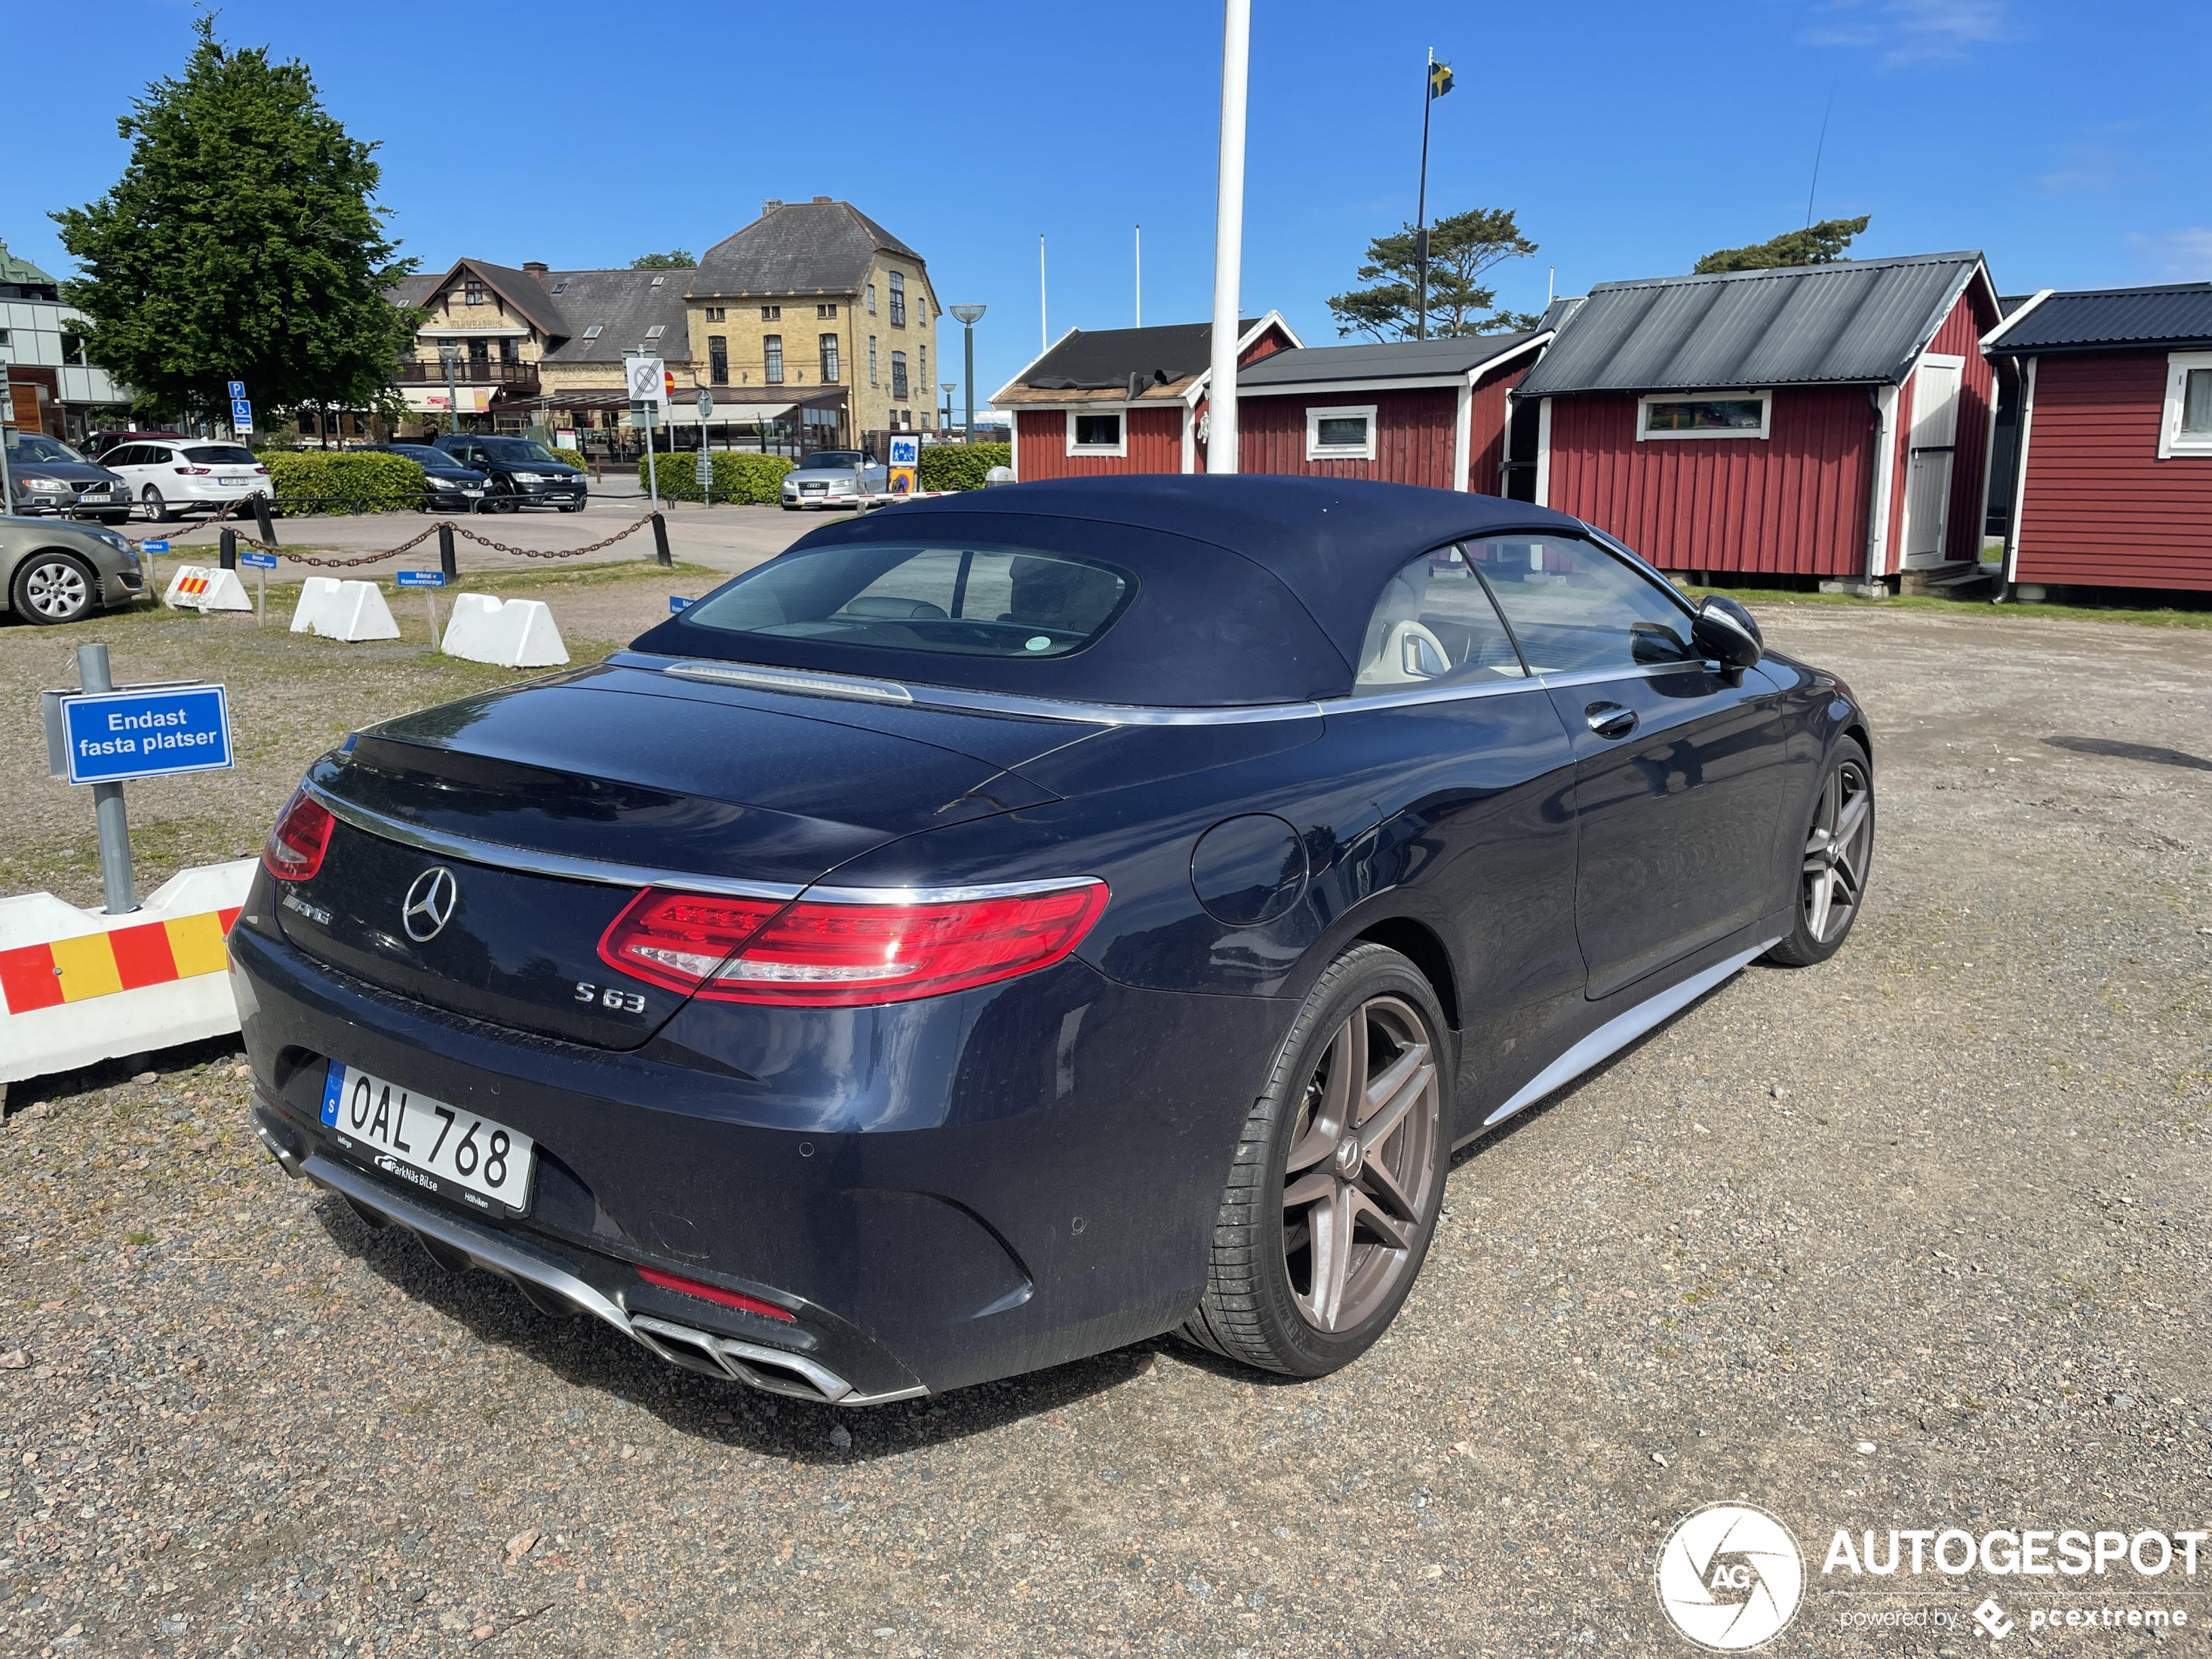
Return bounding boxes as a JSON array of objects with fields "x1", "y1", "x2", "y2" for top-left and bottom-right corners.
[
  {"x1": 1767, "y1": 737, "x2": 1874, "y2": 967},
  {"x1": 1184, "y1": 943, "x2": 1450, "y2": 1376}
]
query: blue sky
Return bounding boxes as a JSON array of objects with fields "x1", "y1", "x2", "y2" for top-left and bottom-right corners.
[{"x1": 3, "y1": 1, "x2": 2206, "y2": 410}]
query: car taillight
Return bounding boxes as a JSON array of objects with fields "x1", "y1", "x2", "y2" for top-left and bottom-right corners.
[
  {"x1": 263, "y1": 786, "x2": 335, "y2": 880},
  {"x1": 634, "y1": 1264, "x2": 794, "y2": 1322},
  {"x1": 596, "y1": 881, "x2": 1107, "y2": 1007}
]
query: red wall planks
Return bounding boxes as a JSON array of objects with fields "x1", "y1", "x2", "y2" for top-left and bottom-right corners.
[
  {"x1": 1545, "y1": 386, "x2": 1876, "y2": 577},
  {"x1": 1238, "y1": 388, "x2": 1458, "y2": 489},
  {"x1": 2016, "y1": 350, "x2": 2212, "y2": 590},
  {"x1": 1013, "y1": 406, "x2": 1184, "y2": 480}
]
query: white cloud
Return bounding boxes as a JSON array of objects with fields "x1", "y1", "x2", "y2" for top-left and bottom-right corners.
[
  {"x1": 1809, "y1": 0, "x2": 2008, "y2": 66},
  {"x1": 2128, "y1": 228, "x2": 2212, "y2": 282},
  {"x1": 2027, "y1": 145, "x2": 2138, "y2": 199}
]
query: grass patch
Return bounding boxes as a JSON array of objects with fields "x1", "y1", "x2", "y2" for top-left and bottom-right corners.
[{"x1": 1685, "y1": 582, "x2": 2212, "y2": 630}]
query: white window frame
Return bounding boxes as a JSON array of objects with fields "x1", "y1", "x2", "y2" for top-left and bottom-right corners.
[
  {"x1": 1305, "y1": 403, "x2": 1378, "y2": 462},
  {"x1": 1635, "y1": 389, "x2": 1772, "y2": 442},
  {"x1": 2157, "y1": 351, "x2": 2212, "y2": 459},
  {"x1": 1066, "y1": 406, "x2": 1128, "y2": 457}
]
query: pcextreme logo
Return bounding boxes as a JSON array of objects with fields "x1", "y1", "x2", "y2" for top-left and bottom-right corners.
[{"x1": 1656, "y1": 1502, "x2": 1806, "y2": 1651}]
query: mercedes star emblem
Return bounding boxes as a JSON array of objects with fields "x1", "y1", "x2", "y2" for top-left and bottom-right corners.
[{"x1": 401, "y1": 867, "x2": 459, "y2": 943}]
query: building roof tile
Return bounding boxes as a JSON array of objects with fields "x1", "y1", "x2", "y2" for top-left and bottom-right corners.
[{"x1": 1986, "y1": 282, "x2": 2212, "y2": 353}]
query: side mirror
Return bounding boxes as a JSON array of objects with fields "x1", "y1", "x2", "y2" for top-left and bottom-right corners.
[{"x1": 1692, "y1": 594, "x2": 1764, "y2": 670}]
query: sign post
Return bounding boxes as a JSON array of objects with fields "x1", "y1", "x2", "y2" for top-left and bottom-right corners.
[
  {"x1": 625, "y1": 354, "x2": 667, "y2": 513},
  {"x1": 228, "y1": 379, "x2": 254, "y2": 439},
  {"x1": 395, "y1": 569, "x2": 448, "y2": 643},
  {"x1": 695, "y1": 388, "x2": 715, "y2": 502},
  {"x1": 239, "y1": 546, "x2": 278, "y2": 624},
  {"x1": 887, "y1": 432, "x2": 921, "y2": 496},
  {"x1": 41, "y1": 649, "x2": 234, "y2": 915},
  {"x1": 141, "y1": 538, "x2": 169, "y2": 590}
]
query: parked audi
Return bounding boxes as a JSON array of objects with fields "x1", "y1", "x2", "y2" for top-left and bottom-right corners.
[
  {"x1": 430, "y1": 435, "x2": 586, "y2": 513},
  {"x1": 2, "y1": 434, "x2": 134, "y2": 525},
  {"x1": 236, "y1": 477, "x2": 1872, "y2": 1406},
  {"x1": 780, "y1": 448, "x2": 887, "y2": 509}
]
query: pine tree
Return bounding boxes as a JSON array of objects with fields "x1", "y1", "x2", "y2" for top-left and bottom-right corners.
[
  {"x1": 1694, "y1": 216, "x2": 1872, "y2": 274},
  {"x1": 1327, "y1": 208, "x2": 1540, "y2": 341},
  {"x1": 52, "y1": 14, "x2": 416, "y2": 422}
]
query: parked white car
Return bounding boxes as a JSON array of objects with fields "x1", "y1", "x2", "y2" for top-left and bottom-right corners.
[
  {"x1": 779, "y1": 449, "x2": 887, "y2": 509},
  {"x1": 99, "y1": 440, "x2": 271, "y2": 523}
]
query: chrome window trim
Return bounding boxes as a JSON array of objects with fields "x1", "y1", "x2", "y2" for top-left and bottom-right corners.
[
  {"x1": 652, "y1": 658, "x2": 1325, "y2": 727},
  {"x1": 801, "y1": 874, "x2": 1106, "y2": 907},
  {"x1": 1320, "y1": 674, "x2": 1540, "y2": 713},
  {"x1": 1531, "y1": 659, "x2": 1716, "y2": 692},
  {"x1": 303, "y1": 784, "x2": 805, "y2": 901}
]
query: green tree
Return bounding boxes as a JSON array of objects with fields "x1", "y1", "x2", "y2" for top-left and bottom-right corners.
[
  {"x1": 51, "y1": 14, "x2": 416, "y2": 424},
  {"x1": 1327, "y1": 207, "x2": 1540, "y2": 341},
  {"x1": 1694, "y1": 215, "x2": 1871, "y2": 274},
  {"x1": 631, "y1": 251, "x2": 697, "y2": 269}
]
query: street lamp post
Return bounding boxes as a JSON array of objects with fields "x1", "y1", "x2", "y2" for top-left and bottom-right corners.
[
  {"x1": 940, "y1": 382, "x2": 957, "y2": 436},
  {"x1": 438, "y1": 346, "x2": 462, "y2": 435},
  {"x1": 949, "y1": 305, "x2": 986, "y2": 444}
]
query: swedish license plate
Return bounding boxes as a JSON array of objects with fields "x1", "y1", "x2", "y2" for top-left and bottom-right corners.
[
  {"x1": 320, "y1": 1062, "x2": 535, "y2": 1212},
  {"x1": 218, "y1": 475, "x2": 251, "y2": 485}
]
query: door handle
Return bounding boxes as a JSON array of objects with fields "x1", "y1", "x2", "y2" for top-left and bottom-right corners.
[{"x1": 1585, "y1": 702, "x2": 1638, "y2": 740}]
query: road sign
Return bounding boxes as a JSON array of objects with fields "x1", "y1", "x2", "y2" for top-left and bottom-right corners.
[
  {"x1": 624, "y1": 357, "x2": 667, "y2": 410},
  {"x1": 887, "y1": 433, "x2": 921, "y2": 496},
  {"x1": 57, "y1": 685, "x2": 233, "y2": 786},
  {"x1": 395, "y1": 570, "x2": 447, "y2": 589},
  {"x1": 696, "y1": 388, "x2": 715, "y2": 421},
  {"x1": 141, "y1": 540, "x2": 170, "y2": 554},
  {"x1": 239, "y1": 549, "x2": 278, "y2": 570},
  {"x1": 227, "y1": 381, "x2": 246, "y2": 399},
  {"x1": 669, "y1": 596, "x2": 691, "y2": 613},
  {"x1": 231, "y1": 398, "x2": 254, "y2": 435},
  {"x1": 693, "y1": 451, "x2": 712, "y2": 489}
]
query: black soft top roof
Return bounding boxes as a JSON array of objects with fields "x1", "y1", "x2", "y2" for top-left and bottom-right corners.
[{"x1": 631, "y1": 475, "x2": 1589, "y2": 706}]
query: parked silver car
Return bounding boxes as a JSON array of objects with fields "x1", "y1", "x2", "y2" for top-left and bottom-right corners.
[
  {"x1": 779, "y1": 449, "x2": 887, "y2": 509},
  {"x1": 3, "y1": 434, "x2": 136, "y2": 525},
  {"x1": 0, "y1": 515, "x2": 146, "y2": 624}
]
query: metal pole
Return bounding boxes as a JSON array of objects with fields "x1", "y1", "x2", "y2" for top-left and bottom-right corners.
[
  {"x1": 964, "y1": 322, "x2": 975, "y2": 444},
  {"x1": 1039, "y1": 234, "x2": 1048, "y2": 355},
  {"x1": 644, "y1": 401, "x2": 660, "y2": 512},
  {"x1": 1417, "y1": 48, "x2": 1433, "y2": 342},
  {"x1": 0, "y1": 419, "x2": 15, "y2": 515},
  {"x1": 219, "y1": 527, "x2": 237, "y2": 570},
  {"x1": 1135, "y1": 223, "x2": 1143, "y2": 327},
  {"x1": 651, "y1": 511, "x2": 672, "y2": 567},
  {"x1": 438, "y1": 520, "x2": 457, "y2": 579},
  {"x1": 1207, "y1": 0, "x2": 1251, "y2": 475},
  {"x1": 76, "y1": 644, "x2": 137, "y2": 915},
  {"x1": 443, "y1": 353, "x2": 460, "y2": 435}
]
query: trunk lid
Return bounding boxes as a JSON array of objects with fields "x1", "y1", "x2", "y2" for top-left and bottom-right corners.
[{"x1": 277, "y1": 668, "x2": 1068, "y2": 1050}]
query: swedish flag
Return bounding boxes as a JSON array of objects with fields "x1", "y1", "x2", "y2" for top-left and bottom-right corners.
[{"x1": 1429, "y1": 60, "x2": 1453, "y2": 99}]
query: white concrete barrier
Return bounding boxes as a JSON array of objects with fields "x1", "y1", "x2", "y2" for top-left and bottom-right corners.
[
  {"x1": 441, "y1": 594, "x2": 569, "y2": 668},
  {"x1": 163, "y1": 565, "x2": 253, "y2": 612},
  {"x1": 289, "y1": 577, "x2": 399, "y2": 642},
  {"x1": 0, "y1": 860, "x2": 256, "y2": 1087}
]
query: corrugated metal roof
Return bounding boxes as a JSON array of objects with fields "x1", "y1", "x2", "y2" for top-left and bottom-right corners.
[
  {"x1": 1517, "y1": 252, "x2": 1985, "y2": 396},
  {"x1": 1239, "y1": 330, "x2": 1541, "y2": 388},
  {"x1": 1986, "y1": 282, "x2": 2212, "y2": 352},
  {"x1": 1016, "y1": 320, "x2": 1258, "y2": 390}
]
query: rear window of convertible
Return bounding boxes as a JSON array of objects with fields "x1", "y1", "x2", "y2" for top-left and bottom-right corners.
[{"x1": 677, "y1": 543, "x2": 1136, "y2": 660}]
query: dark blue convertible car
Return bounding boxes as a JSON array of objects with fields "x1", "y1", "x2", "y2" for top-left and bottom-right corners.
[{"x1": 235, "y1": 476, "x2": 1872, "y2": 1405}]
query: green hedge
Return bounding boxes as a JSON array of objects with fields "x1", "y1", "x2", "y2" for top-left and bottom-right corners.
[
  {"x1": 918, "y1": 442, "x2": 1011, "y2": 491},
  {"x1": 554, "y1": 448, "x2": 587, "y2": 474},
  {"x1": 265, "y1": 451, "x2": 425, "y2": 516},
  {"x1": 639, "y1": 450, "x2": 792, "y2": 504}
]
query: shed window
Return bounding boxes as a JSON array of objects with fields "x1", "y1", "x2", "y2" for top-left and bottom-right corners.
[
  {"x1": 2160, "y1": 353, "x2": 2212, "y2": 457},
  {"x1": 1068, "y1": 409, "x2": 1125, "y2": 456},
  {"x1": 1636, "y1": 391, "x2": 1770, "y2": 441},
  {"x1": 1305, "y1": 404, "x2": 1378, "y2": 461}
]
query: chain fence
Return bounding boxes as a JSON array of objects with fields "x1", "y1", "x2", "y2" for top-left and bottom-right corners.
[{"x1": 125, "y1": 510, "x2": 660, "y2": 571}]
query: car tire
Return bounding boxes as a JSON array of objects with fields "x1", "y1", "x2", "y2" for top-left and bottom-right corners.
[
  {"x1": 1764, "y1": 737, "x2": 1874, "y2": 968},
  {"x1": 1180, "y1": 942, "x2": 1451, "y2": 1378},
  {"x1": 558, "y1": 502, "x2": 585, "y2": 514},
  {"x1": 491, "y1": 495, "x2": 518, "y2": 515},
  {"x1": 142, "y1": 486, "x2": 173, "y2": 523},
  {"x1": 98, "y1": 513, "x2": 131, "y2": 527},
  {"x1": 11, "y1": 550, "x2": 98, "y2": 625}
]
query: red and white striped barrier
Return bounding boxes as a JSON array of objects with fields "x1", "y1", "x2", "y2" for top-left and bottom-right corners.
[{"x1": 0, "y1": 860, "x2": 255, "y2": 1086}]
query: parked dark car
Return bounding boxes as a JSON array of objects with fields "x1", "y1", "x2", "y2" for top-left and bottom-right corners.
[
  {"x1": 3, "y1": 434, "x2": 134, "y2": 525},
  {"x1": 235, "y1": 476, "x2": 1872, "y2": 1406},
  {"x1": 360, "y1": 444, "x2": 493, "y2": 513},
  {"x1": 429, "y1": 435, "x2": 587, "y2": 513},
  {"x1": 0, "y1": 512, "x2": 145, "y2": 623},
  {"x1": 84, "y1": 429, "x2": 185, "y2": 462}
]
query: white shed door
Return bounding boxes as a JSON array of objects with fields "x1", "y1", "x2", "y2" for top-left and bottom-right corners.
[{"x1": 1902, "y1": 358, "x2": 1963, "y2": 569}]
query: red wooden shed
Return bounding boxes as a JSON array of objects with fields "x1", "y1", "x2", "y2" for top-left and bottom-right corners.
[
  {"x1": 1231, "y1": 332, "x2": 1551, "y2": 496},
  {"x1": 1982, "y1": 282, "x2": 2212, "y2": 595},
  {"x1": 1514, "y1": 253, "x2": 2002, "y2": 588},
  {"x1": 991, "y1": 315, "x2": 1298, "y2": 482}
]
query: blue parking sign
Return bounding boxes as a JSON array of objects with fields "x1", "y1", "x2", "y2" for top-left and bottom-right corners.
[
  {"x1": 60, "y1": 685, "x2": 233, "y2": 785},
  {"x1": 228, "y1": 381, "x2": 246, "y2": 399}
]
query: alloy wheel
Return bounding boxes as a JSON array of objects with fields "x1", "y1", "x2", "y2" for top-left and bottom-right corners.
[
  {"x1": 1280, "y1": 995, "x2": 1441, "y2": 1332},
  {"x1": 1802, "y1": 757, "x2": 1872, "y2": 944},
  {"x1": 21, "y1": 557, "x2": 91, "y2": 621}
]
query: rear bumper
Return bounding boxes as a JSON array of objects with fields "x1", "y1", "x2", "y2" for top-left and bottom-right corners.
[{"x1": 228, "y1": 892, "x2": 1291, "y2": 1398}]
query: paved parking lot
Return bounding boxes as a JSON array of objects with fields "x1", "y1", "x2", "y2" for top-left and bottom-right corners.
[{"x1": 2, "y1": 602, "x2": 2209, "y2": 1656}]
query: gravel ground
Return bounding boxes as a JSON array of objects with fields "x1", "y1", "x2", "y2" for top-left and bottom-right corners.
[{"x1": 2, "y1": 600, "x2": 2209, "y2": 1657}]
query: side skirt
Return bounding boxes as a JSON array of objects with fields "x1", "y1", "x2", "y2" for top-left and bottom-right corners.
[{"x1": 1472, "y1": 937, "x2": 1782, "y2": 1134}]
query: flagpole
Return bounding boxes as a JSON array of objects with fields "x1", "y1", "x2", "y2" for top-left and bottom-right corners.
[{"x1": 1417, "y1": 47, "x2": 1433, "y2": 341}]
